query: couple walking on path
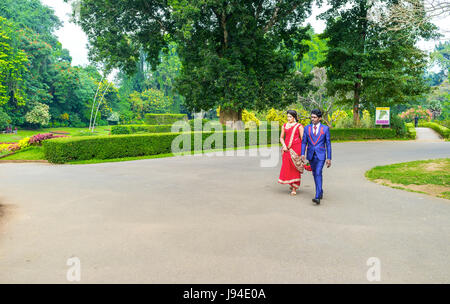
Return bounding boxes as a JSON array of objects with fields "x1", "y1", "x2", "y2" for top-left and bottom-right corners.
[{"x1": 278, "y1": 109, "x2": 332, "y2": 205}]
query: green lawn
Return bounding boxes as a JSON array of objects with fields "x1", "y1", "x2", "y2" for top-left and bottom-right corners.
[
  {"x1": 366, "y1": 158, "x2": 450, "y2": 200},
  {"x1": 0, "y1": 126, "x2": 111, "y2": 143},
  {"x1": 1, "y1": 146, "x2": 45, "y2": 161}
]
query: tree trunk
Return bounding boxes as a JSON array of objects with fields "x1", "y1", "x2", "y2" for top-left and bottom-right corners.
[
  {"x1": 219, "y1": 108, "x2": 243, "y2": 129},
  {"x1": 353, "y1": 76, "x2": 362, "y2": 125}
]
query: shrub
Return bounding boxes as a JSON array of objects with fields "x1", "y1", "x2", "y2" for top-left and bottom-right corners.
[
  {"x1": 359, "y1": 110, "x2": 372, "y2": 128},
  {"x1": 329, "y1": 110, "x2": 348, "y2": 127},
  {"x1": 29, "y1": 133, "x2": 62, "y2": 145},
  {"x1": 18, "y1": 137, "x2": 30, "y2": 149},
  {"x1": 405, "y1": 123, "x2": 416, "y2": 139},
  {"x1": 0, "y1": 144, "x2": 11, "y2": 153},
  {"x1": 418, "y1": 122, "x2": 449, "y2": 139},
  {"x1": 399, "y1": 106, "x2": 433, "y2": 122},
  {"x1": 144, "y1": 114, "x2": 188, "y2": 125},
  {"x1": 390, "y1": 114, "x2": 407, "y2": 137},
  {"x1": 329, "y1": 128, "x2": 396, "y2": 140},
  {"x1": 0, "y1": 109, "x2": 11, "y2": 130},
  {"x1": 7, "y1": 144, "x2": 20, "y2": 152},
  {"x1": 112, "y1": 120, "x2": 270, "y2": 135},
  {"x1": 111, "y1": 124, "x2": 175, "y2": 135},
  {"x1": 242, "y1": 110, "x2": 261, "y2": 127},
  {"x1": 189, "y1": 119, "x2": 212, "y2": 129},
  {"x1": 266, "y1": 108, "x2": 286, "y2": 126},
  {"x1": 335, "y1": 116, "x2": 354, "y2": 128},
  {"x1": 438, "y1": 120, "x2": 450, "y2": 129},
  {"x1": 25, "y1": 103, "x2": 51, "y2": 127},
  {"x1": 44, "y1": 129, "x2": 280, "y2": 164}
]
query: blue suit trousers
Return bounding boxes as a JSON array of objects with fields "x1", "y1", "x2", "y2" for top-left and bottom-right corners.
[{"x1": 310, "y1": 153, "x2": 325, "y2": 199}]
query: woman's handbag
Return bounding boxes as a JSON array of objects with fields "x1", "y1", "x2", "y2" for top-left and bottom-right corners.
[{"x1": 289, "y1": 148, "x2": 305, "y2": 173}]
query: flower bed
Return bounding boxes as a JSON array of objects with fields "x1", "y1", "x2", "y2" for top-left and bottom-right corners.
[{"x1": 0, "y1": 133, "x2": 67, "y2": 156}]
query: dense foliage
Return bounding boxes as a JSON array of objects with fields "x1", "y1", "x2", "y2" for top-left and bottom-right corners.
[{"x1": 320, "y1": 0, "x2": 437, "y2": 124}]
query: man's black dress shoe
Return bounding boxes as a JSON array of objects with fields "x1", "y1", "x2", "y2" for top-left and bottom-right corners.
[
  {"x1": 312, "y1": 198, "x2": 320, "y2": 205},
  {"x1": 319, "y1": 192, "x2": 323, "y2": 199}
]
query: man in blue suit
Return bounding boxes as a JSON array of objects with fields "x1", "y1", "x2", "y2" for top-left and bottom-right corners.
[{"x1": 301, "y1": 109, "x2": 332, "y2": 205}]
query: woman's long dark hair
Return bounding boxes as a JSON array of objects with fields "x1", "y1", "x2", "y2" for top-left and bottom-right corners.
[{"x1": 286, "y1": 110, "x2": 299, "y2": 122}]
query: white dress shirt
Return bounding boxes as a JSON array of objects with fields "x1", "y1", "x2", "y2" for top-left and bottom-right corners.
[{"x1": 313, "y1": 122, "x2": 321, "y2": 136}]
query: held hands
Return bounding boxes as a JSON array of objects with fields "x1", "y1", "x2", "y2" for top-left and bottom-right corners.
[
  {"x1": 301, "y1": 155, "x2": 306, "y2": 162},
  {"x1": 282, "y1": 146, "x2": 289, "y2": 152}
]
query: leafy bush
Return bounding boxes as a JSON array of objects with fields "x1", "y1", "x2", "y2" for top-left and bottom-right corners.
[
  {"x1": 112, "y1": 120, "x2": 269, "y2": 135},
  {"x1": 242, "y1": 110, "x2": 261, "y2": 127},
  {"x1": 265, "y1": 108, "x2": 310, "y2": 127},
  {"x1": 335, "y1": 115, "x2": 354, "y2": 128},
  {"x1": 359, "y1": 110, "x2": 372, "y2": 128},
  {"x1": 389, "y1": 114, "x2": 407, "y2": 137},
  {"x1": 330, "y1": 128, "x2": 396, "y2": 140},
  {"x1": 144, "y1": 114, "x2": 188, "y2": 125},
  {"x1": 44, "y1": 129, "x2": 280, "y2": 164},
  {"x1": 25, "y1": 103, "x2": 51, "y2": 127},
  {"x1": 29, "y1": 133, "x2": 64, "y2": 145},
  {"x1": 0, "y1": 143, "x2": 11, "y2": 152},
  {"x1": 405, "y1": 123, "x2": 416, "y2": 139},
  {"x1": 439, "y1": 120, "x2": 450, "y2": 129},
  {"x1": 418, "y1": 122, "x2": 449, "y2": 139},
  {"x1": 329, "y1": 109, "x2": 348, "y2": 127},
  {"x1": 111, "y1": 124, "x2": 174, "y2": 135},
  {"x1": 18, "y1": 137, "x2": 30, "y2": 149},
  {"x1": 7, "y1": 144, "x2": 20, "y2": 152},
  {"x1": 0, "y1": 109, "x2": 11, "y2": 130},
  {"x1": 189, "y1": 119, "x2": 212, "y2": 129},
  {"x1": 44, "y1": 126, "x2": 401, "y2": 164},
  {"x1": 399, "y1": 106, "x2": 432, "y2": 122}
]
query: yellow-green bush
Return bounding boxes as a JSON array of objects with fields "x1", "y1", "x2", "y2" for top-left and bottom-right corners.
[
  {"x1": 242, "y1": 109, "x2": 260, "y2": 127},
  {"x1": 18, "y1": 137, "x2": 30, "y2": 149},
  {"x1": 0, "y1": 144, "x2": 11, "y2": 152},
  {"x1": 329, "y1": 109, "x2": 348, "y2": 126},
  {"x1": 405, "y1": 123, "x2": 416, "y2": 139}
]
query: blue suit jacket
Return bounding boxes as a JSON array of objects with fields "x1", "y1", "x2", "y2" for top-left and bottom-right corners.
[{"x1": 301, "y1": 124, "x2": 332, "y2": 161}]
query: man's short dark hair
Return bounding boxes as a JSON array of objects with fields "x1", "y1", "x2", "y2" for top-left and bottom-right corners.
[{"x1": 311, "y1": 109, "x2": 322, "y2": 118}]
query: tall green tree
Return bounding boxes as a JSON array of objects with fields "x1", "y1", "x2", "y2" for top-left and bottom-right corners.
[
  {"x1": 431, "y1": 41, "x2": 449, "y2": 78},
  {"x1": 320, "y1": 0, "x2": 437, "y2": 124},
  {"x1": 70, "y1": 0, "x2": 314, "y2": 125},
  {"x1": 295, "y1": 30, "x2": 328, "y2": 74},
  {"x1": 0, "y1": 16, "x2": 27, "y2": 107},
  {"x1": 0, "y1": 0, "x2": 121, "y2": 128}
]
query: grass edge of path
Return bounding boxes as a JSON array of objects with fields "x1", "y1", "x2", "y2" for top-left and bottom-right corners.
[{"x1": 365, "y1": 158, "x2": 450, "y2": 200}]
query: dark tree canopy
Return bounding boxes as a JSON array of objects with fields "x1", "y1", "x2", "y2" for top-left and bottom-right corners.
[
  {"x1": 70, "y1": 0, "x2": 315, "y2": 119},
  {"x1": 320, "y1": 0, "x2": 437, "y2": 123}
]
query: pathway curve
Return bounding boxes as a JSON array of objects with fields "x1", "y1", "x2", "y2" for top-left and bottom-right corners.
[
  {"x1": 0, "y1": 141, "x2": 449, "y2": 283},
  {"x1": 415, "y1": 127, "x2": 443, "y2": 141}
]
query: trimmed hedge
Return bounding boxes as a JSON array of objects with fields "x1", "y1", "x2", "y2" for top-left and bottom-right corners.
[
  {"x1": 44, "y1": 129, "x2": 280, "y2": 164},
  {"x1": 329, "y1": 128, "x2": 397, "y2": 140},
  {"x1": 44, "y1": 127, "x2": 401, "y2": 164},
  {"x1": 418, "y1": 122, "x2": 449, "y2": 139},
  {"x1": 405, "y1": 123, "x2": 416, "y2": 139},
  {"x1": 111, "y1": 121, "x2": 254, "y2": 135},
  {"x1": 111, "y1": 124, "x2": 174, "y2": 135},
  {"x1": 112, "y1": 123, "x2": 399, "y2": 141},
  {"x1": 144, "y1": 114, "x2": 188, "y2": 125}
]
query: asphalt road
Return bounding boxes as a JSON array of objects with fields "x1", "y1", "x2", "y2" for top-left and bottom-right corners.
[{"x1": 0, "y1": 140, "x2": 449, "y2": 283}]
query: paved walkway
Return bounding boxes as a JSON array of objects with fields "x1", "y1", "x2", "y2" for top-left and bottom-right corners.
[
  {"x1": 0, "y1": 141, "x2": 449, "y2": 283},
  {"x1": 416, "y1": 127, "x2": 443, "y2": 141}
]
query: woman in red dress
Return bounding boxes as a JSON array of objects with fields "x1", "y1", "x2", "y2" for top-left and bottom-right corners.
[{"x1": 278, "y1": 110, "x2": 305, "y2": 196}]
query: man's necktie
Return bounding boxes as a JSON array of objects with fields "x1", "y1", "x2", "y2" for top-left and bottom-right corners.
[{"x1": 314, "y1": 125, "x2": 317, "y2": 136}]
